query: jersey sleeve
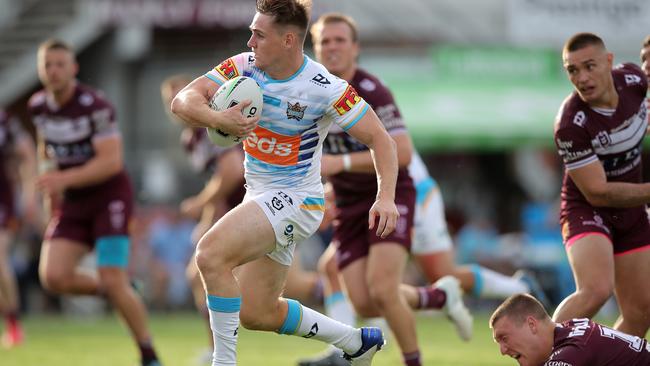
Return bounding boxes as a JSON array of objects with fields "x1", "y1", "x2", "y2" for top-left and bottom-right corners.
[
  {"x1": 204, "y1": 52, "x2": 251, "y2": 86},
  {"x1": 615, "y1": 63, "x2": 648, "y2": 97},
  {"x1": 363, "y1": 81, "x2": 406, "y2": 135},
  {"x1": 91, "y1": 96, "x2": 119, "y2": 140},
  {"x1": 554, "y1": 115, "x2": 597, "y2": 171},
  {"x1": 326, "y1": 79, "x2": 369, "y2": 132}
]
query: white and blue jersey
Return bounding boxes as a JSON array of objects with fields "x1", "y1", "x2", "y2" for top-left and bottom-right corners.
[{"x1": 205, "y1": 52, "x2": 369, "y2": 193}]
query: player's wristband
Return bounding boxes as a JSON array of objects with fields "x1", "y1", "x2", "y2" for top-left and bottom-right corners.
[{"x1": 342, "y1": 154, "x2": 352, "y2": 172}]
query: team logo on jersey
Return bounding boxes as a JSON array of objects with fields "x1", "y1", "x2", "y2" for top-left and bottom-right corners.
[
  {"x1": 310, "y1": 73, "x2": 331, "y2": 86},
  {"x1": 286, "y1": 101, "x2": 307, "y2": 121},
  {"x1": 596, "y1": 131, "x2": 611, "y2": 148},
  {"x1": 215, "y1": 58, "x2": 239, "y2": 79},
  {"x1": 333, "y1": 85, "x2": 361, "y2": 115},
  {"x1": 624, "y1": 74, "x2": 642, "y2": 86},
  {"x1": 573, "y1": 111, "x2": 586, "y2": 127}
]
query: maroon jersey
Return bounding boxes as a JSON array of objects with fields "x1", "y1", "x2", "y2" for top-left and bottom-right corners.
[
  {"x1": 546, "y1": 319, "x2": 650, "y2": 366},
  {"x1": 554, "y1": 63, "x2": 648, "y2": 214},
  {"x1": 28, "y1": 83, "x2": 130, "y2": 198},
  {"x1": 323, "y1": 68, "x2": 413, "y2": 206}
]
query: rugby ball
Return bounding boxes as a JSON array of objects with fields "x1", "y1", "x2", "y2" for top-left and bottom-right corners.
[{"x1": 206, "y1": 76, "x2": 263, "y2": 147}]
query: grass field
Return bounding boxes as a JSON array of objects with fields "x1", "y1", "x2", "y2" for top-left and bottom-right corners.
[{"x1": 1, "y1": 312, "x2": 513, "y2": 366}]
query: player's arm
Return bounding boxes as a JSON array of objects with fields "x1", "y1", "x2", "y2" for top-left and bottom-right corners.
[
  {"x1": 49, "y1": 135, "x2": 123, "y2": 190},
  {"x1": 569, "y1": 161, "x2": 650, "y2": 207},
  {"x1": 345, "y1": 107, "x2": 399, "y2": 237},
  {"x1": 180, "y1": 148, "x2": 244, "y2": 217},
  {"x1": 322, "y1": 132, "x2": 412, "y2": 175},
  {"x1": 170, "y1": 76, "x2": 258, "y2": 136}
]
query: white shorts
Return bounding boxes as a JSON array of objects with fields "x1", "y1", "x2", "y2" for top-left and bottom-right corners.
[
  {"x1": 411, "y1": 185, "x2": 453, "y2": 255},
  {"x1": 246, "y1": 188, "x2": 324, "y2": 266}
]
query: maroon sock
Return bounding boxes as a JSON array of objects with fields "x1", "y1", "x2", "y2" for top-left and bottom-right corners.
[
  {"x1": 403, "y1": 350, "x2": 422, "y2": 366},
  {"x1": 139, "y1": 341, "x2": 159, "y2": 363},
  {"x1": 417, "y1": 286, "x2": 446, "y2": 309}
]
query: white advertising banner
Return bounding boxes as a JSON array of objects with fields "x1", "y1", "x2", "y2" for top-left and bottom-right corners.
[{"x1": 508, "y1": 0, "x2": 650, "y2": 52}]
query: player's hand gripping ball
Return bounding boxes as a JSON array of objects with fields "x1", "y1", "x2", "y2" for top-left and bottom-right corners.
[{"x1": 206, "y1": 76, "x2": 263, "y2": 147}]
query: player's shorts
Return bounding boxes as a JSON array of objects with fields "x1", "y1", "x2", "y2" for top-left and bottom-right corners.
[
  {"x1": 247, "y1": 188, "x2": 324, "y2": 266},
  {"x1": 561, "y1": 203, "x2": 650, "y2": 255},
  {"x1": 334, "y1": 184, "x2": 415, "y2": 270},
  {"x1": 45, "y1": 173, "x2": 133, "y2": 249},
  {"x1": 411, "y1": 182, "x2": 453, "y2": 255},
  {"x1": 0, "y1": 179, "x2": 15, "y2": 230}
]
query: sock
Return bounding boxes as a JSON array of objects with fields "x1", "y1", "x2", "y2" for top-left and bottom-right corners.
[
  {"x1": 277, "y1": 299, "x2": 361, "y2": 355},
  {"x1": 207, "y1": 295, "x2": 241, "y2": 366},
  {"x1": 325, "y1": 292, "x2": 355, "y2": 326},
  {"x1": 138, "y1": 341, "x2": 158, "y2": 363},
  {"x1": 324, "y1": 292, "x2": 356, "y2": 355},
  {"x1": 470, "y1": 265, "x2": 527, "y2": 299},
  {"x1": 403, "y1": 350, "x2": 422, "y2": 366},
  {"x1": 417, "y1": 286, "x2": 446, "y2": 309}
]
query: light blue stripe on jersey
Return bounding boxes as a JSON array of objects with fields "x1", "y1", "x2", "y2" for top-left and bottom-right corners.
[
  {"x1": 266, "y1": 56, "x2": 307, "y2": 84},
  {"x1": 96, "y1": 236, "x2": 130, "y2": 268},
  {"x1": 205, "y1": 73, "x2": 224, "y2": 85},
  {"x1": 342, "y1": 104, "x2": 369, "y2": 131},
  {"x1": 207, "y1": 295, "x2": 241, "y2": 313},
  {"x1": 278, "y1": 299, "x2": 302, "y2": 335},
  {"x1": 263, "y1": 94, "x2": 281, "y2": 106},
  {"x1": 302, "y1": 197, "x2": 325, "y2": 206},
  {"x1": 415, "y1": 177, "x2": 437, "y2": 205}
]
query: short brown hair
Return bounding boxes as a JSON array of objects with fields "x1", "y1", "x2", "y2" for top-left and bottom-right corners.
[
  {"x1": 489, "y1": 294, "x2": 549, "y2": 328},
  {"x1": 256, "y1": 0, "x2": 311, "y2": 38},
  {"x1": 643, "y1": 35, "x2": 650, "y2": 48},
  {"x1": 310, "y1": 13, "x2": 359, "y2": 43},
  {"x1": 38, "y1": 38, "x2": 74, "y2": 55},
  {"x1": 563, "y1": 32, "x2": 606, "y2": 54}
]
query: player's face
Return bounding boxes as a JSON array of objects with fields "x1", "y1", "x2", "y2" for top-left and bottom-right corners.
[
  {"x1": 38, "y1": 48, "x2": 77, "y2": 94},
  {"x1": 492, "y1": 317, "x2": 548, "y2": 366},
  {"x1": 641, "y1": 45, "x2": 650, "y2": 83},
  {"x1": 313, "y1": 22, "x2": 359, "y2": 78},
  {"x1": 248, "y1": 13, "x2": 285, "y2": 71},
  {"x1": 563, "y1": 45, "x2": 613, "y2": 105}
]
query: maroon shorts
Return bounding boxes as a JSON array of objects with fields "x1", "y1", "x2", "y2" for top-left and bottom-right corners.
[
  {"x1": 561, "y1": 203, "x2": 650, "y2": 255},
  {"x1": 45, "y1": 173, "x2": 133, "y2": 247},
  {"x1": 333, "y1": 185, "x2": 415, "y2": 270}
]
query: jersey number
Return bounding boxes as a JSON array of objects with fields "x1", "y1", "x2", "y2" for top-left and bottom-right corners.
[{"x1": 599, "y1": 326, "x2": 644, "y2": 352}]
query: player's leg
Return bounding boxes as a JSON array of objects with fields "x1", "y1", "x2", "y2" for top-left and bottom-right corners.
[
  {"x1": 95, "y1": 235, "x2": 160, "y2": 366},
  {"x1": 0, "y1": 230, "x2": 22, "y2": 347},
  {"x1": 283, "y1": 249, "x2": 322, "y2": 305},
  {"x1": 196, "y1": 199, "x2": 278, "y2": 365},
  {"x1": 412, "y1": 187, "x2": 535, "y2": 302},
  {"x1": 613, "y1": 247, "x2": 650, "y2": 337},
  {"x1": 38, "y1": 238, "x2": 98, "y2": 295},
  {"x1": 366, "y1": 243, "x2": 420, "y2": 360},
  {"x1": 319, "y1": 243, "x2": 356, "y2": 326},
  {"x1": 552, "y1": 234, "x2": 614, "y2": 322},
  {"x1": 296, "y1": 244, "x2": 356, "y2": 366},
  {"x1": 186, "y1": 252, "x2": 213, "y2": 348}
]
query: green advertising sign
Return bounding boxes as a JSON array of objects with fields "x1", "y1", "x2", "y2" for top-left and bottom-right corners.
[{"x1": 373, "y1": 46, "x2": 574, "y2": 151}]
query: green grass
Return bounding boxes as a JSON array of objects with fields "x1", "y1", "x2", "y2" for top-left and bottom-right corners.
[{"x1": 1, "y1": 312, "x2": 512, "y2": 366}]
